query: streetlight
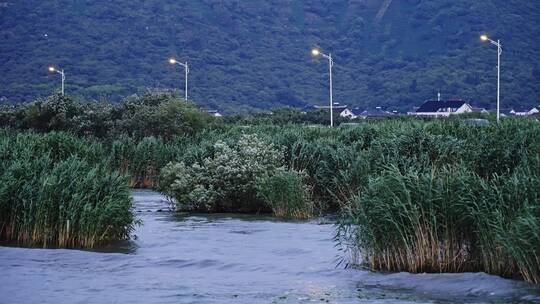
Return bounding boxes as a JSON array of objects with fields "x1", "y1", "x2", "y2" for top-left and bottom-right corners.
[
  {"x1": 169, "y1": 58, "x2": 189, "y2": 101},
  {"x1": 480, "y1": 34, "x2": 502, "y2": 123},
  {"x1": 311, "y1": 47, "x2": 334, "y2": 127},
  {"x1": 48, "y1": 66, "x2": 65, "y2": 95}
]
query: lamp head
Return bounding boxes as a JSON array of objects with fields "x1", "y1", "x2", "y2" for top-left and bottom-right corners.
[
  {"x1": 48, "y1": 66, "x2": 55, "y2": 72},
  {"x1": 480, "y1": 34, "x2": 488, "y2": 41},
  {"x1": 169, "y1": 58, "x2": 177, "y2": 64},
  {"x1": 311, "y1": 49, "x2": 320, "y2": 56}
]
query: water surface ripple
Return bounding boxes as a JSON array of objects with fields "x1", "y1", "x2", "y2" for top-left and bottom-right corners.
[{"x1": 1, "y1": 190, "x2": 539, "y2": 303}]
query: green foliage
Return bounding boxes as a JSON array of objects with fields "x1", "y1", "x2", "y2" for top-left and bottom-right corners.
[
  {"x1": 2, "y1": 1, "x2": 539, "y2": 111},
  {"x1": 1, "y1": 108, "x2": 539, "y2": 283},
  {"x1": 0, "y1": 91, "x2": 211, "y2": 139},
  {"x1": 341, "y1": 165, "x2": 481, "y2": 273},
  {"x1": 470, "y1": 160, "x2": 540, "y2": 283},
  {"x1": 224, "y1": 108, "x2": 348, "y2": 126},
  {"x1": 109, "y1": 135, "x2": 184, "y2": 187},
  {"x1": 20, "y1": 94, "x2": 77, "y2": 131},
  {"x1": 257, "y1": 169, "x2": 314, "y2": 219},
  {"x1": 113, "y1": 91, "x2": 209, "y2": 139},
  {"x1": 71, "y1": 100, "x2": 114, "y2": 137},
  {"x1": 0, "y1": 131, "x2": 135, "y2": 248},
  {"x1": 339, "y1": 163, "x2": 540, "y2": 284},
  {"x1": 159, "y1": 134, "x2": 283, "y2": 212},
  {"x1": 333, "y1": 120, "x2": 540, "y2": 283}
]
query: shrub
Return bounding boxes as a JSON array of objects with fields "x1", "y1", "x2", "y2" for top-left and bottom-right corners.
[
  {"x1": 20, "y1": 93, "x2": 77, "y2": 132},
  {"x1": 159, "y1": 133, "x2": 283, "y2": 212},
  {"x1": 113, "y1": 91, "x2": 209, "y2": 139}
]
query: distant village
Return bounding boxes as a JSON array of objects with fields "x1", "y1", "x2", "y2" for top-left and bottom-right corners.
[
  {"x1": 302, "y1": 98, "x2": 540, "y2": 120},
  {"x1": 202, "y1": 98, "x2": 540, "y2": 120}
]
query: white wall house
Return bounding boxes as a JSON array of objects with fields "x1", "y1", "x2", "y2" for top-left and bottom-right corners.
[
  {"x1": 340, "y1": 107, "x2": 393, "y2": 119},
  {"x1": 409, "y1": 100, "x2": 473, "y2": 117},
  {"x1": 205, "y1": 109, "x2": 223, "y2": 117},
  {"x1": 340, "y1": 108, "x2": 357, "y2": 119}
]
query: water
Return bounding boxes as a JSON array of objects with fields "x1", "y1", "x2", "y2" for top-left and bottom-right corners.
[{"x1": 1, "y1": 190, "x2": 539, "y2": 304}]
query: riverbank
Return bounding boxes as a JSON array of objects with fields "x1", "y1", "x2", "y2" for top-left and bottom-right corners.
[{"x1": 1, "y1": 113, "x2": 539, "y2": 283}]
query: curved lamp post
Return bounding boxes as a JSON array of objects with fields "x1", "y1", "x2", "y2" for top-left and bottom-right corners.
[
  {"x1": 48, "y1": 66, "x2": 65, "y2": 95},
  {"x1": 311, "y1": 48, "x2": 334, "y2": 127},
  {"x1": 169, "y1": 58, "x2": 189, "y2": 101},
  {"x1": 480, "y1": 34, "x2": 502, "y2": 123}
]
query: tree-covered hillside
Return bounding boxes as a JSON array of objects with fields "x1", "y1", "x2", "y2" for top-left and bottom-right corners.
[{"x1": 1, "y1": 0, "x2": 539, "y2": 112}]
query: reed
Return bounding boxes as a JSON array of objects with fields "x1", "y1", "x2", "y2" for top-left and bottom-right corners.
[
  {"x1": 257, "y1": 169, "x2": 314, "y2": 219},
  {"x1": 338, "y1": 162, "x2": 540, "y2": 283},
  {"x1": 108, "y1": 135, "x2": 185, "y2": 188},
  {"x1": 0, "y1": 131, "x2": 135, "y2": 248}
]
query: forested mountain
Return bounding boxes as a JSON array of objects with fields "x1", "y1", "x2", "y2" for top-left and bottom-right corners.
[{"x1": 1, "y1": 0, "x2": 539, "y2": 112}]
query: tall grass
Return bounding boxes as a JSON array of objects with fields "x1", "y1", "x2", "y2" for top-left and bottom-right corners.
[
  {"x1": 340, "y1": 165, "x2": 480, "y2": 273},
  {"x1": 0, "y1": 131, "x2": 135, "y2": 248},
  {"x1": 5, "y1": 116, "x2": 536, "y2": 283},
  {"x1": 109, "y1": 135, "x2": 186, "y2": 188},
  {"x1": 337, "y1": 148, "x2": 540, "y2": 283},
  {"x1": 257, "y1": 169, "x2": 314, "y2": 219}
]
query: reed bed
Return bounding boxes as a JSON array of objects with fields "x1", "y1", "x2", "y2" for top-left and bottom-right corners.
[
  {"x1": 2, "y1": 117, "x2": 538, "y2": 283},
  {"x1": 108, "y1": 135, "x2": 186, "y2": 188},
  {"x1": 257, "y1": 169, "x2": 314, "y2": 219},
  {"x1": 333, "y1": 119, "x2": 540, "y2": 284},
  {"x1": 0, "y1": 131, "x2": 135, "y2": 248}
]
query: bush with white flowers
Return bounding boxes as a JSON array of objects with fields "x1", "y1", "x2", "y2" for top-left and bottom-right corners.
[{"x1": 159, "y1": 134, "x2": 283, "y2": 212}]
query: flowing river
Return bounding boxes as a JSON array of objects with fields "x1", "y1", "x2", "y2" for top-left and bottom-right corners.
[{"x1": 1, "y1": 190, "x2": 539, "y2": 303}]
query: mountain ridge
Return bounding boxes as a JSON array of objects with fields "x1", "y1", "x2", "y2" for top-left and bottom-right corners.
[{"x1": 1, "y1": 0, "x2": 539, "y2": 112}]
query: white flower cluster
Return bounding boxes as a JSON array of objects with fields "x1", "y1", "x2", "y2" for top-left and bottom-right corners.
[{"x1": 160, "y1": 133, "x2": 283, "y2": 212}]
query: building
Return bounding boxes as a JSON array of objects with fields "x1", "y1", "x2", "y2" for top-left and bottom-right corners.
[
  {"x1": 471, "y1": 107, "x2": 489, "y2": 114},
  {"x1": 302, "y1": 102, "x2": 348, "y2": 114},
  {"x1": 204, "y1": 109, "x2": 223, "y2": 117},
  {"x1": 409, "y1": 99, "x2": 473, "y2": 117},
  {"x1": 513, "y1": 107, "x2": 531, "y2": 116},
  {"x1": 357, "y1": 107, "x2": 394, "y2": 119},
  {"x1": 340, "y1": 107, "x2": 393, "y2": 119},
  {"x1": 493, "y1": 106, "x2": 540, "y2": 117},
  {"x1": 339, "y1": 108, "x2": 363, "y2": 119},
  {"x1": 491, "y1": 108, "x2": 515, "y2": 117},
  {"x1": 312, "y1": 102, "x2": 348, "y2": 110}
]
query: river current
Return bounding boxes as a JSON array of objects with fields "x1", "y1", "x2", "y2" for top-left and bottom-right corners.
[{"x1": 1, "y1": 190, "x2": 539, "y2": 303}]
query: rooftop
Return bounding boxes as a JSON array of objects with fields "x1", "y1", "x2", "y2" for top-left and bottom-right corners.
[{"x1": 416, "y1": 100, "x2": 468, "y2": 113}]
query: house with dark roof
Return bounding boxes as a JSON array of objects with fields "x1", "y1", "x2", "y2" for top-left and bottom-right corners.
[
  {"x1": 512, "y1": 106, "x2": 532, "y2": 116},
  {"x1": 409, "y1": 99, "x2": 472, "y2": 117}
]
